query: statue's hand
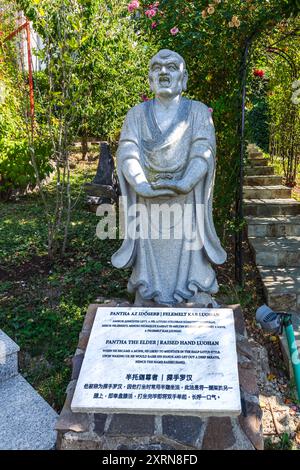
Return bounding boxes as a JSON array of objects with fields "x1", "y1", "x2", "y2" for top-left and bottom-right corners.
[
  {"x1": 151, "y1": 179, "x2": 191, "y2": 194},
  {"x1": 135, "y1": 182, "x2": 176, "y2": 198}
]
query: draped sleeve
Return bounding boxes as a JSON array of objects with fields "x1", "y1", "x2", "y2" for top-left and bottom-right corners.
[
  {"x1": 191, "y1": 101, "x2": 227, "y2": 265},
  {"x1": 111, "y1": 105, "x2": 144, "y2": 269}
]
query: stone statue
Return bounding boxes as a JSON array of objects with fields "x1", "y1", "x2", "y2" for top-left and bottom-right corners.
[{"x1": 112, "y1": 49, "x2": 226, "y2": 306}]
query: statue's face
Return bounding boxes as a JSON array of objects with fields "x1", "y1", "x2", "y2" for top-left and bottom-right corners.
[{"x1": 149, "y1": 52, "x2": 187, "y2": 99}]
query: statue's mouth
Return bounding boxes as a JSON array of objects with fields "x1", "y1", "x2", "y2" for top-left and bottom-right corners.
[{"x1": 158, "y1": 76, "x2": 171, "y2": 86}]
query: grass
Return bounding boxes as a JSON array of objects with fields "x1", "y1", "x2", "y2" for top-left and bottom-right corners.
[{"x1": 264, "y1": 433, "x2": 297, "y2": 450}]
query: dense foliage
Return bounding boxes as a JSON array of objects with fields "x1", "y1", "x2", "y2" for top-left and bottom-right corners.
[
  {"x1": 246, "y1": 16, "x2": 300, "y2": 185},
  {"x1": 19, "y1": 0, "x2": 153, "y2": 141},
  {"x1": 1, "y1": 0, "x2": 153, "y2": 254},
  {"x1": 0, "y1": 4, "x2": 52, "y2": 199},
  {"x1": 246, "y1": 72, "x2": 270, "y2": 152},
  {"x1": 129, "y1": 0, "x2": 299, "y2": 234}
]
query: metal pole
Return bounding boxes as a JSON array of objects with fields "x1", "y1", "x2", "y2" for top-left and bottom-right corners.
[
  {"x1": 235, "y1": 40, "x2": 251, "y2": 286},
  {"x1": 25, "y1": 20, "x2": 35, "y2": 136}
]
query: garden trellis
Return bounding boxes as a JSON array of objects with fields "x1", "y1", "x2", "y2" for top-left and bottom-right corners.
[{"x1": 1, "y1": 16, "x2": 35, "y2": 134}]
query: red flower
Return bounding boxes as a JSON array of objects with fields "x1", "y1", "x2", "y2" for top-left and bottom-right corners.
[
  {"x1": 253, "y1": 69, "x2": 265, "y2": 78},
  {"x1": 145, "y1": 8, "x2": 157, "y2": 18},
  {"x1": 141, "y1": 94, "x2": 150, "y2": 102}
]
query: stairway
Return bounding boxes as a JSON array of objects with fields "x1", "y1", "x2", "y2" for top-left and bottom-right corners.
[
  {"x1": 0, "y1": 329, "x2": 58, "y2": 449},
  {"x1": 244, "y1": 148, "x2": 300, "y2": 372}
]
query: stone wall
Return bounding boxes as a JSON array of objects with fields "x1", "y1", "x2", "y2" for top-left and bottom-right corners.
[{"x1": 55, "y1": 302, "x2": 264, "y2": 450}]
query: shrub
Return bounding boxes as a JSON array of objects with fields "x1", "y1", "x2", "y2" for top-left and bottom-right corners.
[{"x1": 0, "y1": 137, "x2": 52, "y2": 199}]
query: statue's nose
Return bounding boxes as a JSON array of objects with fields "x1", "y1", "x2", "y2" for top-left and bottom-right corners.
[{"x1": 160, "y1": 66, "x2": 168, "y2": 74}]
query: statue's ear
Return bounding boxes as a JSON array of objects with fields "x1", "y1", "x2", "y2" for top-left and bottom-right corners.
[
  {"x1": 149, "y1": 74, "x2": 154, "y2": 92},
  {"x1": 182, "y1": 70, "x2": 188, "y2": 91}
]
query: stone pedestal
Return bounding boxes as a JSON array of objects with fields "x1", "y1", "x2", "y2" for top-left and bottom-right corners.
[
  {"x1": 55, "y1": 302, "x2": 264, "y2": 450},
  {"x1": 84, "y1": 142, "x2": 118, "y2": 208},
  {"x1": 0, "y1": 329, "x2": 58, "y2": 450}
]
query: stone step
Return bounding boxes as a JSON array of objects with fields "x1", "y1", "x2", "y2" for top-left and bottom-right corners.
[
  {"x1": 0, "y1": 330, "x2": 19, "y2": 382},
  {"x1": 247, "y1": 157, "x2": 269, "y2": 167},
  {"x1": 243, "y1": 185, "x2": 291, "y2": 200},
  {"x1": 249, "y1": 236, "x2": 300, "y2": 267},
  {"x1": 244, "y1": 199, "x2": 300, "y2": 217},
  {"x1": 244, "y1": 175, "x2": 282, "y2": 186},
  {"x1": 246, "y1": 216, "x2": 300, "y2": 237},
  {"x1": 257, "y1": 266, "x2": 300, "y2": 312},
  {"x1": 245, "y1": 166, "x2": 274, "y2": 176},
  {"x1": 248, "y1": 151, "x2": 263, "y2": 159},
  {"x1": 0, "y1": 374, "x2": 58, "y2": 449}
]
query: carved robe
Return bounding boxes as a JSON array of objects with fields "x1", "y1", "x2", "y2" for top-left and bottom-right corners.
[{"x1": 112, "y1": 97, "x2": 226, "y2": 304}]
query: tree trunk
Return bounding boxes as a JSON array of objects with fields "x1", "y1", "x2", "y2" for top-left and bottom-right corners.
[{"x1": 81, "y1": 133, "x2": 88, "y2": 160}]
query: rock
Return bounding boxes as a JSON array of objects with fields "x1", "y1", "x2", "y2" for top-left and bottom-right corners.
[
  {"x1": 107, "y1": 414, "x2": 155, "y2": 437},
  {"x1": 94, "y1": 413, "x2": 108, "y2": 436},
  {"x1": 238, "y1": 399, "x2": 263, "y2": 450},
  {"x1": 202, "y1": 417, "x2": 235, "y2": 450},
  {"x1": 162, "y1": 415, "x2": 204, "y2": 447}
]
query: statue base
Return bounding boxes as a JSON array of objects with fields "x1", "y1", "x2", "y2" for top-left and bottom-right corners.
[
  {"x1": 134, "y1": 291, "x2": 219, "y2": 308},
  {"x1": 55, "y1": 301, "x2": 264, "y2": 450}
]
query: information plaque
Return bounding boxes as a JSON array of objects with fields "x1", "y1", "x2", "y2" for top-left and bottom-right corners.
[{"x1": 71, "y1": 307, "x2": 241, "y2": 416}]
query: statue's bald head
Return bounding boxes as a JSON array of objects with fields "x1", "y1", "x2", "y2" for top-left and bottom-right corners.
[
  {"x1": 149, "y1": 49, "x2": 188, "y2": 95},
  {"x1": 150, "y1": 49, "x2": 186, "y2": 71}
]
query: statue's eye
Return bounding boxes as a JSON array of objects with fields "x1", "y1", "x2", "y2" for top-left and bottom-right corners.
[
  {"x1": 168, "y1": 64, "x2": 177, "y2": 70},
  {"x1": 152, "y1": 65, "x2": 161, "y2": 71}
]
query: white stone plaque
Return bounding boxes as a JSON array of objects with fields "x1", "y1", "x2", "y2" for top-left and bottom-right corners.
[{"x1": 71, "y1": 307, "x2": 241, "y2": 416}]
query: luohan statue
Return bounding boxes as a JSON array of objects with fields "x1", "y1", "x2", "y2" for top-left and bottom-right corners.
[{"x1": 112, "y1": 49, "x2": 226, "y2": 306}]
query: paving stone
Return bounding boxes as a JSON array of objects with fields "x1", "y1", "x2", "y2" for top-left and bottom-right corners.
[
  {"x1": 257, "y1": 266, "x2": 300, "y2": 312},
  {"x1": 249, "y1": 236, "x2": 300, "y2": 267},
  {"x1": 248, "y1": 157, "x2": 269, "y2": 166},
  {"x1": 246, "y1": 216, "x2": 300, "y2": 237},
  {"x1": 244, "y1": 175, "x2": 282, "y2": 186},
  {"x1": 0, "y1": 374, "x2": 57, "y2": 449},
  {"x1": 59, "y1": 432, "x2": 102, "y2": 450},
  {"x1": 78, "y1": 330, "x2": 91, "y2": 351},
  {"x1": 55, "y1": 379, "x2": 90, "y2": 433},
  {"x1": 162, "y1": 415, "x2": 203, "y2": 447},
  {"x1": 237, "y1": 335, "x2": 254, "y2": 361},
  {"x1": 238, "y1": 364, "x2": 258, "y2": 395},
  {"x1": 107, "y1": 414, "x2": 155, "y2": 436},
  {"x1": 258, "y1": 266, "x2": 300, "y2": 294},
  {"x1": 71, "y1": 353, "x2": 84, "y2": 380},
  {"x1": 244, "y1": 198, "x2": 300, "y2": 217},
  {"x1": 232, "y1": 304, "x2": 246, "y2": 336},
  {"x1": 245, "y1": 166, "x2": 274, "y2": 176},
  {"x1": 94, "y1": 413, "x2": 108, "y2": 436},
  {"x1": 117, "y1": 443, "x2": 177, "y2": 450},
  {"x1": 202, "y1": 417, "x2": 236, "y2": 450},
  {"x1": 248, "y1": 151, "x2": 263, "y2": 159},
  {"x1": 243, "y1": 185, "x2": 291, "y2": 200},
  {"x1": 82, "y1": 304, "x2": 99, "y2": 330},
  {"x1": 238, "y1": 399, "x2": 263, "y2": 450},
  {"x1": 55, "y1": 410, "x2": 90, "y2": 434}
]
